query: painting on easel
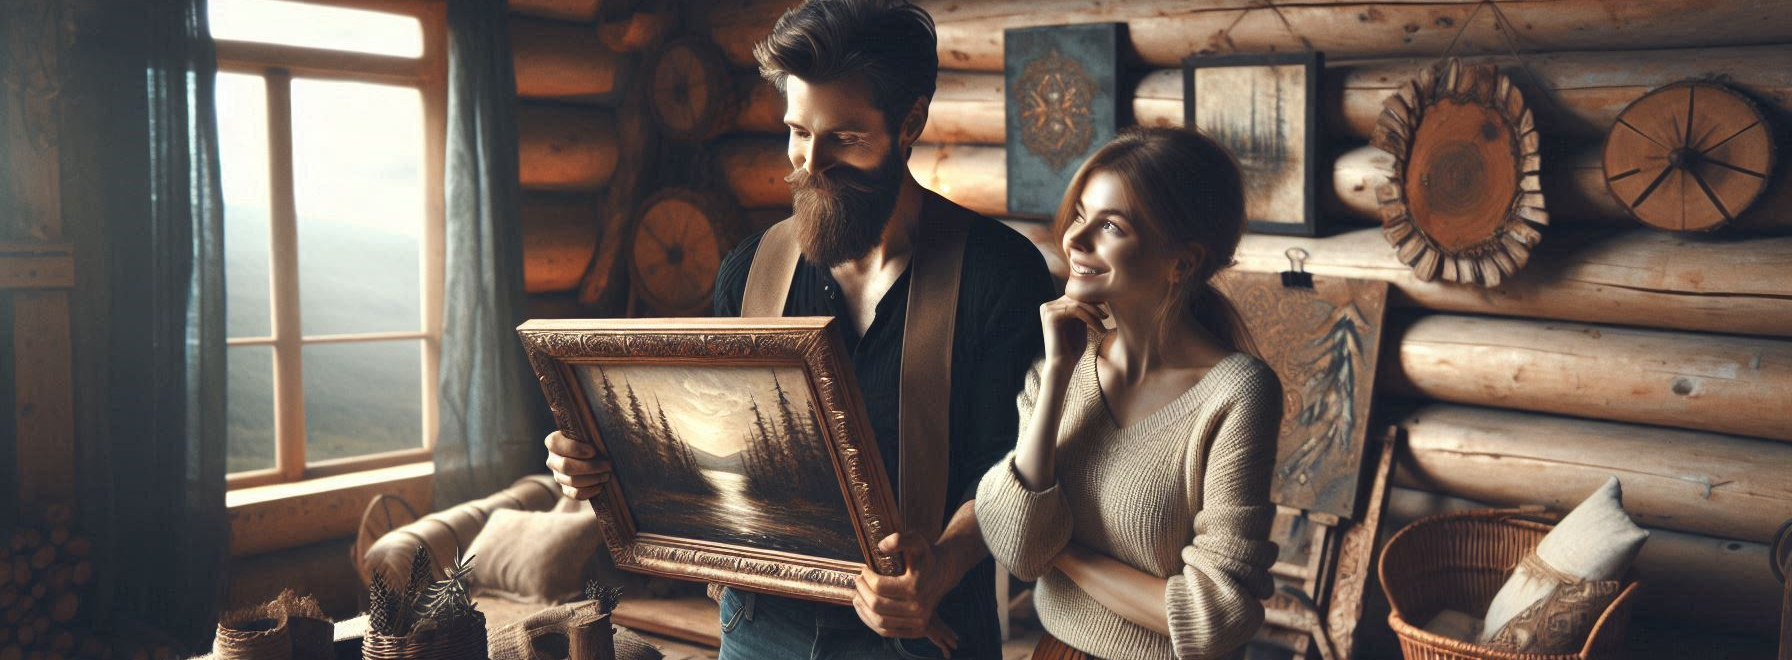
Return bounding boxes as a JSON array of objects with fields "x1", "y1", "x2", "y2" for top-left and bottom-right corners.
[{"x1": 1215, "y1": 269, "x2": 1388, "y2": 518}]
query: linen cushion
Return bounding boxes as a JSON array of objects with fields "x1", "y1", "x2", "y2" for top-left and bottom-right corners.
[
  {"x1": 1477, "y1": 476, "x2": 1647, "y2": 652},
  {"x1": 466, "y1": 509, "x2": 601, "y2": 603}
]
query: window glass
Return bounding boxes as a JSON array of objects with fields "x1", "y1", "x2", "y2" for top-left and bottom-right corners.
[
  {"x1": 210, "y1": 0, "x2": 423, "y2": 58},
  {"x1": 304, "y1": 340, "x2": 425, "y2": 462},
  {"x1": 291, "y1": 78, "x2": 424, "y2": 336}
]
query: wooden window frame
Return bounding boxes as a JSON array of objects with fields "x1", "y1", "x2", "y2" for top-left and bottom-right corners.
[{"x1": 219, "y1": 0, "x2": 448, "y2": 490}]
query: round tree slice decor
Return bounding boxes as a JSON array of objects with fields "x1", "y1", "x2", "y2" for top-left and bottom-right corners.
[
  {"x1": 1371, "y1": 58, "x2": 1544, "y2": 287},
  {"x1": 628, "y1": 188, "x2": 740, "y2": 315},
  {"x1": 1603, "y1": 81, "x2": 1775, "y2": 232},
  {"x1": 649, "y1": 37, "x2": 735, "y2": 141}
]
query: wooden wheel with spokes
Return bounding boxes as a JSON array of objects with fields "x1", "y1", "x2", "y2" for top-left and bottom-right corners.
[{"x1": 1603, "y1": 82, "x2": 1775, "y2": 232}]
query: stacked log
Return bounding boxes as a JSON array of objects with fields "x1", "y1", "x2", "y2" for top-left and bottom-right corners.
[
  {"x1": 521, "y1": 192, "x2": 604, "y2": 293},
  {"x1": 1383, "y1": 315, "x2": 1792, "y2": 442},
  {"x1": 508, "y1": 0, "x2": 600, "y2": 23},
  {"x1": 511, "y1": 19, "x2": 623, "y2": 100},
  {"x1": 1392, "y1": 404, "x2": 1792, "y2": 542},
  {"x1": 701, "y1": 0, "x2": 1792, "y2": 71},
  {"x1": 599, "y1": 11, "x2": 676, "y2": 53},
  {"x1": 1223, "y1": 227, "x2": 1792, "y2": 339},
  {"x1": 517, "y1": 105, "x2": 618, "y2": 192}
]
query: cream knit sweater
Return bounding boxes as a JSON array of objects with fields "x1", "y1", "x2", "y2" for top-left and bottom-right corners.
[{"x1": 975, "y1": 339, "x2": 1281, "y2": 660}]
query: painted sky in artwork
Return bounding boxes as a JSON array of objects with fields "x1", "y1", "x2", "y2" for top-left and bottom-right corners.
[{"x1": 579, "y1": 364, "x2": 815, "y2": 457}]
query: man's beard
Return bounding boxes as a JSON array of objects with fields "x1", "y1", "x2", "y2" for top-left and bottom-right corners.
[{"x1": 785, "y1": 147, "x2": 905, "y2": 268}]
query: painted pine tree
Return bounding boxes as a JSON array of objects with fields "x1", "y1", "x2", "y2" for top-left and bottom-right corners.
[
  {"x1": 773, "y1": 375, "x2": 836, "y2": 501},
  {"x1": 743, "y1": 396, "x2": 785, "y2": 499},
  {"x1": 653, "y1": 394, "x2": 710, "y2": 494},
  {"x1": 1277, "y1": 303, "x2": 1367, "y2": 488},
  {"x1": 621, "y1": 381, "x2": 667, "y2": 477}
]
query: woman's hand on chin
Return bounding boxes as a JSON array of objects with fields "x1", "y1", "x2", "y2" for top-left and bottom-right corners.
[{"x1": 1040, "y1": 295, "x2": 1107, "y2": 367}]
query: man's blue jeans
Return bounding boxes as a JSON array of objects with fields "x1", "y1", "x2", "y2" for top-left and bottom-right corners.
[{"x1": 717, "y1": 588, "x2": 964, "y2": 660}]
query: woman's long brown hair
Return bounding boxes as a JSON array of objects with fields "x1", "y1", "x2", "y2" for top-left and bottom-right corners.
[{"x1": 1049, "y1": 126, "x2": 1259, "y2": 357}]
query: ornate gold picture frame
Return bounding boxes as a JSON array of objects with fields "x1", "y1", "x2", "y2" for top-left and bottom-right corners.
[{"x1": 517, "y1": 317, "x2": 902, "y2": 604}]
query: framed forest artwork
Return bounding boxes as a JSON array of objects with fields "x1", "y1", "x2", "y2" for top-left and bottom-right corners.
[
  {"x1": 516, "y1": 317, "x2": 902, "y2": 604},
  {"x1": 1004, "y1": 22, "x2": 1125, "y2": 218},
  {"x1": 1183, "y1": 52, "x2": 1325, "y2": 236}
]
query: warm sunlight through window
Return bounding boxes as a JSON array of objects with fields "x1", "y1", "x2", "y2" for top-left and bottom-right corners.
[
  {"x1": 211, "y1": 0, "x2": 424, "y2": 58},
  {"x1": 213, "y1": 0, "x2": 445, "y2": 488}
]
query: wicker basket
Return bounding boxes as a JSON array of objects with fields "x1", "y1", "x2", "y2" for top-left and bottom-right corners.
[{"x1": 1378, "y1": 508, "x2": 1639, "y2": 660}]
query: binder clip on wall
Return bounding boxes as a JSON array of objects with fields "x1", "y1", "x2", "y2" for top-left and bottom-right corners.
[{"x1": 1281, "y1": 247, "x2": 1314, "y2": 289}]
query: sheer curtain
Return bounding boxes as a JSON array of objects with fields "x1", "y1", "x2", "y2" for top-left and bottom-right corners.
[
  {"x1": 433, "y1": 0, "x2": 551, "y2": 508},
  {"x1": 105, "y1": 0, "x2": 229, "y2": 646}
]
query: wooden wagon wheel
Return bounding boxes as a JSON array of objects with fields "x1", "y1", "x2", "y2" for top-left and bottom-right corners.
[
  {"x1": 352, "y1": 493, "x2": 419, "y2": 584},
  {"x1": 648, "y1": 37, "x2": 736, "y2": 141},
  {"x1": 627, "y1": 188, "x2": 740, "y2": 315},
  {"x1": 1371, "y1": 58, "x2": 1544, "y2": 288},
  {"x1": 1603, "y1": 81, "x2": 1775, "y2": 232}
]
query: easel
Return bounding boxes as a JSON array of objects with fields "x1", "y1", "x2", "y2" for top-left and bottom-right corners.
[{"x1": 1254, "y1": 427, "x2": 1398, "y2": 660}]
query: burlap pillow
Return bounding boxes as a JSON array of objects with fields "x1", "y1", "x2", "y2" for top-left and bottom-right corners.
[
  {"x1": 1477, "y1": 476, "x2": 1647, "y2": 653},
  {"x1": 467, "y1": 509, "x2": 602, "y2": 603}
]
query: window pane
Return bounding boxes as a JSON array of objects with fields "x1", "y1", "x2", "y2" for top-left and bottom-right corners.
[
  {"x1": 209, "y1": 0, "x2": 423, "y2": 58},
  {"x1": 291, "y1": 78, "x2": 424, "y2": 336},
  {"x1": 227, "y1": 345, "x2": 277, "y2": 473},
  {"x1": 304, "y1": 340, "x2": 423, "y2": 463},
  {"x1": 218, "y1": 71, "x2": 273, "y2": 339}
]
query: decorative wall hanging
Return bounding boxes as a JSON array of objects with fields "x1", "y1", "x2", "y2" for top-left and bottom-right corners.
[
  {"x1": 517, "y1": 317, "x2": 903, "y2": 605},
  {"x1": 1215, "y1": 266, "x2": 1388, "y2": 519},
  {"x1": 1602, "y1": 81, "x2": 1775, "y2": 232},
  {"x1": 648, "y1": 37, "x2": 736, "y2": 141},
  {"x1": 1371, "y1": 58, "x2": 1545, "y2": 287},
  {"x1": 1004, "y1": 23, "x2": 1124, "y2": 218},
  {"x1": 626, "y1": 188, "x2": 740, "y2": 316},
  {"x1": 1184, "y1": 52, "x2": 1325, "y2": 236}
]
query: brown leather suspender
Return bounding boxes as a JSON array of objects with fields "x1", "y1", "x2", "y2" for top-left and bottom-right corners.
[
  {"x1": 739, "y1": 221, "x2": 802, "y2": 319},
  {"x1": 739, "y1": 195, "x2": 968, "y2": 541}
]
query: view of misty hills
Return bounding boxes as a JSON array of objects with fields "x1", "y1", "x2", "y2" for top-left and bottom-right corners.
[
  {"x1": 224, "y1": 204, "x2": 426, "y2": 473},
  {"x1": 687, "y1": 444, "x2": 747, "y2": 472}
]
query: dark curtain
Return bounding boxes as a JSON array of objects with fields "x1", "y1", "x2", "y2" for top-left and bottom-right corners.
[
  {"x1": 433, "y1": 0, "x2": 550, "y2": 508},
  {"x1": 104, "y1": 0, "x2": 228, "y2": 647}
]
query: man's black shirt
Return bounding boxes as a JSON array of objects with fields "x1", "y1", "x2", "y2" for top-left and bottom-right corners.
[{"x1": 712, "y1": 192, "x2": 1055, "y2": 658}]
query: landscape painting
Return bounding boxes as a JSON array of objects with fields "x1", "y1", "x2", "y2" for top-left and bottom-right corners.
[
  {"x1": 573, "y1": 362, "x2": 861, "y2": 562},
  {"x1": 1184, "y1": 52, "x2": 1323, "y2": 236}
]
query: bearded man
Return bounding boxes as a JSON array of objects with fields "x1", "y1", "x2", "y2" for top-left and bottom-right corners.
[{"x1": 544, "y1": 1, "x2": 1054, "y2": 658}]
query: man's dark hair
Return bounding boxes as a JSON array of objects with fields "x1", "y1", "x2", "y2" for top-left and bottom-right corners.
[{"x1": 753, "y1": 0, "x2": 938, "y2": 132}]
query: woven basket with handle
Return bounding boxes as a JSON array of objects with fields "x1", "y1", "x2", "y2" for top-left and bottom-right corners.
[{"x1": 1378, "y1": 508, "x2": 1639, "y2": 660}]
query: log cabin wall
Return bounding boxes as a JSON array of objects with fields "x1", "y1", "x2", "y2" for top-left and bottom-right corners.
[{"x1": 515, "y1": 1, "x2": 1791, "y2": 656}]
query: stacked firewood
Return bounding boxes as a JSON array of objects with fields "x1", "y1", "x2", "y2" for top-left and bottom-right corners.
[
  {"x1": 1, "y1": 505, "x2": 97, "y2": 660},
  {"x1": 0, "y1": 506, "x2": 174, "y2": 660}
]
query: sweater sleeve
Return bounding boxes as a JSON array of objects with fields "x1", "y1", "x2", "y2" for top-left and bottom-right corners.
[
  {"x1": 973, "y1": 360, "x2": 1073, "y2": 581},
  {"x1": 1163, "y1": 362, "x2": 1282, "y2": 660}
]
